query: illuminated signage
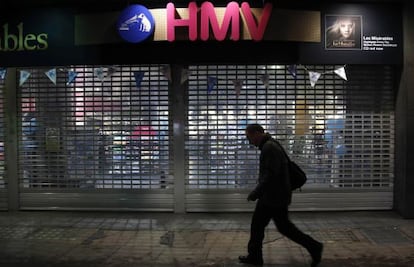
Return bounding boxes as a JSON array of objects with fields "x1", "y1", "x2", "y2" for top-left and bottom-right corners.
[
  {"x1": 117, "y1": 1, "x2": 274, "y2": 43},
  {"x1": 165, "y1": 2, "x2": 272, "y2": 42},
  {"x1": 117, "y1": 4, "x2": 155, "y2": 43},
  {"x1": 0, "y1": 23, "x2": 48, "y2": 51}
]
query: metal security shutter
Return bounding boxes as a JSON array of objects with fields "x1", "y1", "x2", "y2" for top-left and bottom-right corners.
[
  {"x1": 0, "y1": 78, "x2": 5, "y2": 210},
  {"x1": 18, "y1": 65, "x2": 173, "y2": 211},
  {"x1": 185, "y1": 64, "x2": 395, "y2": 212}
]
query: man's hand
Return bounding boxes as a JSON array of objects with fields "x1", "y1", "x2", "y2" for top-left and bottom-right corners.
[{"x1": 247, "y1": 190, "x2": 258, "y2": 201}]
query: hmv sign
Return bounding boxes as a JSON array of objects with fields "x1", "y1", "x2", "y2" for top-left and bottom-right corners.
[
  {"x1": 117, "y1": 5, "x2": 155, "y2": 43},
  {"x1": 117, "y1": 2, "x2": 275, "y2": 43}
]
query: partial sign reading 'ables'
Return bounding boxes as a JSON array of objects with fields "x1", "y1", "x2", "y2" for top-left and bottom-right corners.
[{"x1": 0, "y1": 23, "x2": 48, "y2": 51}]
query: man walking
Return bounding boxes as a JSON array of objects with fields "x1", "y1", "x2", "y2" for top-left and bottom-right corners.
[{"x1": 239, "y1": 123, "x2": 323, "y2": 267}]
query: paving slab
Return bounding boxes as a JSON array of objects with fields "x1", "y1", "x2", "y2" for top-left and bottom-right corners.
[{"x1": 0, "y1": 211, "x2": 413, "y2": 267}]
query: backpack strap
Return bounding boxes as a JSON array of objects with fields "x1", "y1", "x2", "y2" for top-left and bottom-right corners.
[{"x1": 271, "y1": 139, "x2": 291, "y2": 163}]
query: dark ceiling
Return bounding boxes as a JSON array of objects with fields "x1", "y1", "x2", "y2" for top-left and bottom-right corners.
[
  {"x1": 0, "y1": 0, "x2": 407, "y2": 8},
  {"x1": 0, "y1": 0, "x2": 407, "y2": 14}
]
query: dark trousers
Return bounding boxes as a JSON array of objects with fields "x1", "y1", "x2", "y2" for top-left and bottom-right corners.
[{"x1": 248, "y1": 203, "x2": 318, "y2": 258}]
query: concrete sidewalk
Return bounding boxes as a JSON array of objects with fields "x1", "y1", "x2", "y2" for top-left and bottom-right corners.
[{"x1": 0, "y1": 210, "x2": 413, "y2": 267}]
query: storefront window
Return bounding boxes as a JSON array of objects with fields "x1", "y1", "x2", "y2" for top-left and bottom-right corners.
[
  {"x1": 186, "y1": 64, "x2": 394, "y2": 189},
  {"x1": 18, "y1": 65, "x2": 170, "y2": 189}
]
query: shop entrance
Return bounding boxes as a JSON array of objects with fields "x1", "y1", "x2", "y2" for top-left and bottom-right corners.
[
  {"x1": 185, "y1": 64, "x2": 395, "y2": 211},
  {"x1": 6, "y1": 64, "x2": 396, "y2": 212}
]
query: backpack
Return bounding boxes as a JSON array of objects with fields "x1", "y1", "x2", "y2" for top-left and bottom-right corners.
[
  {"x1": 273, "y1": 140, "x2": 307, "y2": 191},
  {"x1": 287, "y1": 160, "x2": 307, "y2": 191}
]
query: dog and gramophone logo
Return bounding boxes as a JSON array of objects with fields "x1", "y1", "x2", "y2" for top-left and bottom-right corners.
[{"x1": 117, "y1": 4, "x2": 155, "y2": 43}]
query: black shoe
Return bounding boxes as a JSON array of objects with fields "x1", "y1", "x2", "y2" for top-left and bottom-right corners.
[
  {"x1": 238, "y1": 255, "x2": 264, "y2": 266},
  {"x1": 310, "y1": 242, "x2": 323, "y2": 267}
]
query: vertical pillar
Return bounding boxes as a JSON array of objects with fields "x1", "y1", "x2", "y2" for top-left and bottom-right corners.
[
  {"x1": 171, "y1": 65, "x2": 187, "y2": 213},
  {"x1": 395, "y1": 2, "x2": 414, "y2": 218},
  {"x1": 4, "y1": 68, "x2": 19, "y2": 211}
]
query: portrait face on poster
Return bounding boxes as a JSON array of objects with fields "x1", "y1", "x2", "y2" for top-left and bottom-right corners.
[{"x1": 325, "y1": 15, "x2": 362, "y2": 50}]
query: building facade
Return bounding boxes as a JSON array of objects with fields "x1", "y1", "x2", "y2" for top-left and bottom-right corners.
[{"x1": 0, "y1": 0, "x2": 412, "y2": 217}]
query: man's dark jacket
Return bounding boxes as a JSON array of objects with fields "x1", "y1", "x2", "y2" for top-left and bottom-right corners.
[{"x1": 251, "y1": 133, "x2": 292, "y2": 207}]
